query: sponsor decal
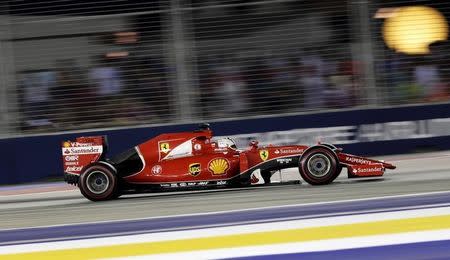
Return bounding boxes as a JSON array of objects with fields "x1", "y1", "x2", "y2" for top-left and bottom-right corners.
[
  {"x1": 279, "y1": 148, "x2": 304, "y2": 154},
  {"x1": 274, "y1": 150, "x2": 280, "y2": 154},
  {"x1": 160, "y1": 142, "x2": 170, "y2": 153},
  {"x1": 65, "y1": 166, "x2": 83, "y2": 172},
  {"x1": 64, "y1": 162, "x2": 79, "y2": 166},
  {"x1": 346, "y1": 156, "x2": 372, "y2": 164},
  {"x1": 214, "y1": 148, "x2": 228, "y2": 152},
  {"x1": 160, "y1": 181, "x2": 210, "y2": 188},
  {"x1": 250, "y1": 173, "x2": 260, "y2": 184},
  {"x1": 216, "y1": 180, "x2": 227, "y2": 185},
  {"x1": 259, "y1": 150, "x2": 269, "y2": 161},
  {"x1": 189, "y1": 163, "x2": 201, "y2": 177},
  {"x1": 194, "y1": 143, "x2": 202, "y2": 151},
  {"x1": 64, "y1": 155, "x2": 79, "y2": 161},
  {"x1": 61, "y1": 146, "x2": 103, "y2": 155},
  {"x1": 353, "y1": 167, "x2": 382, "y2": 173},
  {"x1": 63, "y1": 142, "x2": 93, "y2": 148},
  {"x1": 208, "y1": 158, "x2": 229, "y2": 175},
  {"x1": 216, "y1": 118, "x2": 450, "y2": 148},
  {"x1": 151, "y1": 165, "x2": 162, "y2": 175},
  {"x1": 71, "y1": 142, "x2": 92, "y2": 147},
  {"x1": 277, "y1": 158, "x2": 293, "y2": 164}
]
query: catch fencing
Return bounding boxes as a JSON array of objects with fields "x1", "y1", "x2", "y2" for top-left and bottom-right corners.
[{"x1": 0, "y1": 0, "x2": 449, "y2": 136}]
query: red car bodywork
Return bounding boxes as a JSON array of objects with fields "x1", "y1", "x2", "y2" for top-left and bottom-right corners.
[{"x1": 62, "y1": 127, "x2": 396, "y2": 201}]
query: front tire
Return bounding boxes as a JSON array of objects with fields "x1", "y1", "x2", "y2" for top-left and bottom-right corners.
[
  {"x1": 79, "y1": 164, "x2": 119, "y2": 201},
  {"x1": 299, "y1": 148, "x2": 339, "y2": 185}
]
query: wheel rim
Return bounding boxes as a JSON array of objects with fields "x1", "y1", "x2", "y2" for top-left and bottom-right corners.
[
  {"x1": 86, "y1": 171, "x2": 110, "y2": 194},
  {"x1": 307, "y1": 153, "x2": 331, "y2": 178}
]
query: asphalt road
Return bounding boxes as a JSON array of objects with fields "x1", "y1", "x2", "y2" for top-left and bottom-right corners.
[{"x1": 0, "y1": 152, "x2": 449, "y2": 230}]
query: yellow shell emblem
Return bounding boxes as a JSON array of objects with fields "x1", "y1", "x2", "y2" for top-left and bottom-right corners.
[
  {"x1": 209, "y1": 158, "x2": 229, "y2": 175},
  {"x1": 259, "y1": 150, "x2": 269, "y2": 161},
  {"x1": 63, "y1": 142, "x2": 71, "y2": 148}
]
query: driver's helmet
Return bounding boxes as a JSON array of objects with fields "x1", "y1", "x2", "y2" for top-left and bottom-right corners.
[{"x1": 217, "y1": 137, "x2": 237, "y2": 149}]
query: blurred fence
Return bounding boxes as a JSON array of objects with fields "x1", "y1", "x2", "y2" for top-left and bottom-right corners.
[{"x1": 0, "y1": 0, "x2": 450, "y2": 136}]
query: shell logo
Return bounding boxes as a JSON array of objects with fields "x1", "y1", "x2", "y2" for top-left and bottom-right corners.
[
  {"x1": 63, "y1": 142, "x2": 71, "y2": 148},
  {"x1": 208, "y1": 158, "x2": 229, "y2": 175}
]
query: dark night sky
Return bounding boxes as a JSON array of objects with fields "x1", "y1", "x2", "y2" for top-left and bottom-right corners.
[
  {"x1": 5, "y1": 0, "x2": 163, "y2": 16},
  {"x1": 4, "y1": 0, "x2": 449, "y2": 17}
]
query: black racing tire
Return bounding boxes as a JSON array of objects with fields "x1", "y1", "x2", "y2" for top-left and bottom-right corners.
[
  {"x1": 299, "y1": 147, "x2": 339, "y2": 185},
  {"x1": 79, "y1": 164, "x2": 119, "y2": 201}
]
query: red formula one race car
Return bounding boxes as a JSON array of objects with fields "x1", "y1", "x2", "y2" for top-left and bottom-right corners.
[{"x1": 61, "y1": 124, "x2": 396, "y2": 201}]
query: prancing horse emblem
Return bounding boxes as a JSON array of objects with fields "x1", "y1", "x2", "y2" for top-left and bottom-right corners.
[
  {"x1": 160, "y1": 142, "x2": 170, "y2": 153},
  {"x1": 259, "y1": 150, "x2": 269, "y2": 161}
]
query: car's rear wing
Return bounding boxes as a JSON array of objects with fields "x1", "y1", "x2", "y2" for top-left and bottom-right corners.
[{"x1": 61, "y1": 136, "x2": 108, "y2": 175}]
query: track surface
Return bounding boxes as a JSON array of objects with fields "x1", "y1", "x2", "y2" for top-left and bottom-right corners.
[
  {"x1": 2, "y1": 191, "x2": 450, "y2": 246},
  {"x1": 0, "y1": 152, "x2": 449, "y2": 230}
]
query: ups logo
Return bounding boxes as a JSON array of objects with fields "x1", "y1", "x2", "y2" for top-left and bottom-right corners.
[{"x1": 189, "y1": 163, "x2": 201, "y2": 177}]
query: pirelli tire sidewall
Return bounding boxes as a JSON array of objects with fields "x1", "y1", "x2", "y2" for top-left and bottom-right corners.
[
  {"x1": 79, "y1": 164, "x2": 118, "y2": 201},
  {"x1": 299, "y1": 147, "x2": 339, "y2": 185}
]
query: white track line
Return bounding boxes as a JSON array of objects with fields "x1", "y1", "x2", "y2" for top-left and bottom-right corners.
[
  {"x1": 117, "y1": 230, "x2": 450, "y2": 260},
  {"x1": 1, "y1": 190, "x2": 450, "y2": 232},
  {"x1": 1, "y1": 206, "x2": 450, "y2": 255}
]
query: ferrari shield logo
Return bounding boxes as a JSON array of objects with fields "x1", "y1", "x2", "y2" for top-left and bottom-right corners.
[
  {"x1": 160, "y1": 142, "x2": 170, "y2": 153},
  {"x1": 259, "y1": 150, "x2": 269, "y2": 161}
]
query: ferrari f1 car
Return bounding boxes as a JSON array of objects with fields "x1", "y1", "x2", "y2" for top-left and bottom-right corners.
[{"x1": 62, "y1": 124, "x2": 396, "y2": 201}]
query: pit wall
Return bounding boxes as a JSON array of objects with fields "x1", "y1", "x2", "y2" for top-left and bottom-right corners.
[{"x1": 2, "y1": 103, "x2": 450, "y2": 184}]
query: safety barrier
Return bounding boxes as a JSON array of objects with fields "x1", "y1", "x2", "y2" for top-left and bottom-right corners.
[{"x1": 1, "y1": 103, "x2": 450, "y2": 184}]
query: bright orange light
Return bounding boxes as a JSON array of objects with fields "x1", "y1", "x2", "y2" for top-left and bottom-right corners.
[
  {"x1": 374, "y1": 8, "x2": 400, "y2": 19},
  {"x1": 115, "y1": 31, "x2": 139, "y2": 44},
  {"x1": 106, "y1": 51, "x2": 129, "y2": 58},
  {"x1": 383, "y1": 6, "x2": 448, "y2": 54}
]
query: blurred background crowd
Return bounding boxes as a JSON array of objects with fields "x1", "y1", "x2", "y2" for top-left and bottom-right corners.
[{"x1": 0, "y1": 0, "x2": 449, "y2": 134}]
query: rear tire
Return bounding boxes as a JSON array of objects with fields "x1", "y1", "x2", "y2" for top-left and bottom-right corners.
[
  {"x1": 79, "y1": 164, "x2": 119, "y2": 201},
  {"x1": 299, "y1": 147, "x2": 339, "y2": 185}
]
